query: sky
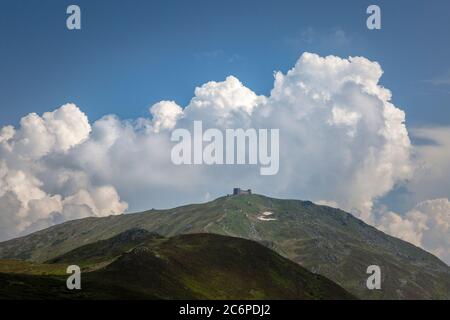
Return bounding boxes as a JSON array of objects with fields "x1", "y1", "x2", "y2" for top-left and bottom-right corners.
[
  {"x1": 0, "y1": 0, "x2": 449, "y2": 263},
  {"x1": 1, "y1": 0, "x2": 450, "y2": 127}
]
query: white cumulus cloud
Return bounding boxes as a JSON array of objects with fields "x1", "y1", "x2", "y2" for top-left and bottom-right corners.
[
  {"x1": 150, "y1": 101, "x2": 183, "y2": 133},
  {"x1": 2, "y1": 52, "x2": 448, "y2": 264},
  {"x1": 0, "y1": 104, "x2": 127, "y2": 240},
  {"x1": 377, "y1": 198, "x2": 450, "y2": 264}
]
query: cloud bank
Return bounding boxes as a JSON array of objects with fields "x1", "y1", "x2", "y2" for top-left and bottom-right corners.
[
  {"x1": 378, "y1": 198, "x2": 450, "y2": 264},
  {"x1": 0, "y1": 104, "x2": 128, "y2": 240},
  {"x1": 0, "y1": 53, "x2": 448, "y2": 263}
]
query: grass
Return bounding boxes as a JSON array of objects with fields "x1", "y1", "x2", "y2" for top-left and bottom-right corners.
[
  {"x1": 0, "y1": 194, "x2": 449, "y2": 299},
  {"x1": 0, "y1": 231, "x2": 354, "y2": 300}
]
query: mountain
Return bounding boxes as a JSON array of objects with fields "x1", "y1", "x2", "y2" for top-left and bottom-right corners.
[
  {"x1": 0, "y1": 194, "x2": 449, "y2": 299},
  {"x1": 0, "y1": 231, "x2": 354, "y2": 299},
  {"x1": 47, "y1": 228, "x2": 163, "y2": 266}
]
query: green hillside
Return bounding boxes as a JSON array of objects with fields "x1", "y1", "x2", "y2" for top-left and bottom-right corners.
[
  {"x1": 0, "y1": 194, "x2": 449, "y2": 299},
  {"x1": 0, "y1": 231, "x2": 354, "y2": 300}
]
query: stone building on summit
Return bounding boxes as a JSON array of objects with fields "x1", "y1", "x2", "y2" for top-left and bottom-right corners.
[{"x1": 233, "y1": 188, "x2": 252, "y2": 196}]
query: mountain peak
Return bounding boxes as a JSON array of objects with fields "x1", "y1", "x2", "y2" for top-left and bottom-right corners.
[{"x1": 0, "y1": 194, "x2": 449, "y2": 299}]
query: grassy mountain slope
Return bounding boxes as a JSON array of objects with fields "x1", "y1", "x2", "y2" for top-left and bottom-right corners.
[
  {"x1": 0, "y1": 194, "x2": 449, "y2": 299},
  {"x1": 47, "y1": 228, "x2": 162, "y2": 267},
  {"x1": 0, "y1": 231, "x2": 353, "y2": 300}
]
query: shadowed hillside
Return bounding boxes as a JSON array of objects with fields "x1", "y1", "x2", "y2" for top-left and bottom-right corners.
[{"x1": 0, "y1": 231, "x2": 354, "y2": 300}]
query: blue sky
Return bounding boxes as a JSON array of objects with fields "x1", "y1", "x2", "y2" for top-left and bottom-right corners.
[{"x1": 1, "y1": 0, "x2": 449, "y2": 128}]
